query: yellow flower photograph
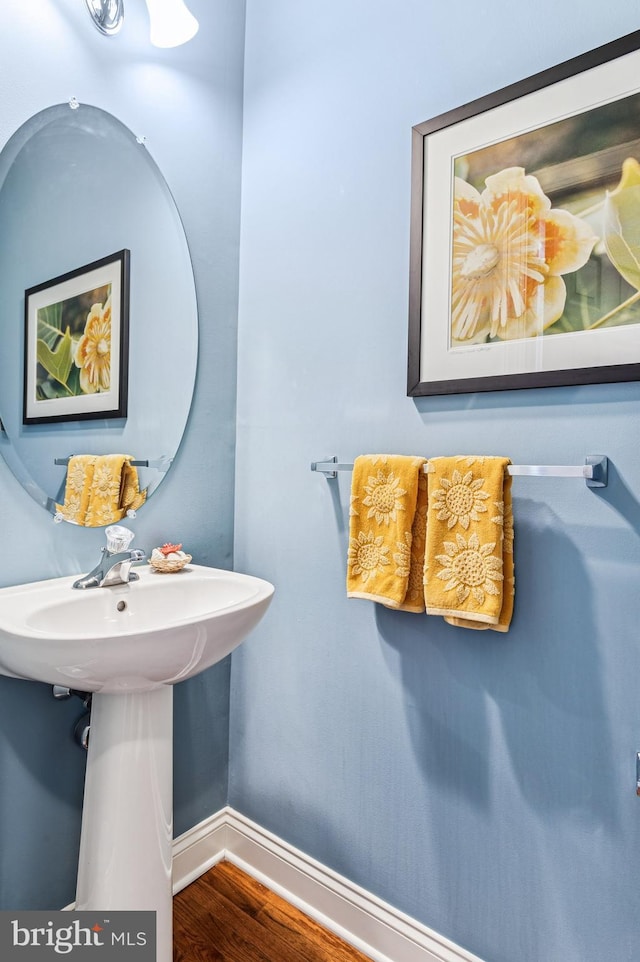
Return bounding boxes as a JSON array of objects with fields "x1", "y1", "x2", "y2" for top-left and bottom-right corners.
[
  {"x1": 74, "y1": 298, "x2": 112, "y2": 394},
  {"x1": 450, "y1": 96, "x2": 640, "y2": 349},
  {"x1": 408, "y1": 37, "x2": 640, "y2": 396},
  {"x1": 24, "y1": 250, "x2": 129, "y2": 424},
  {"x1": 451, "y1": 167, "x2": 596, "y2": 344}
]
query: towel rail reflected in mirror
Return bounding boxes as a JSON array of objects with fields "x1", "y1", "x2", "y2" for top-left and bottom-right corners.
[
  {"x1": 310, "y1": 455, "x2": 608, "y2": 488},
  {"x1": 53, "y1": 457, "x2": 170, "y2": 469}
]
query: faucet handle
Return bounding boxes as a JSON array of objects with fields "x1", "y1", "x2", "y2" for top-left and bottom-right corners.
[{"x1": 105, "y1": 524, "x2": 135, "y2": 553}]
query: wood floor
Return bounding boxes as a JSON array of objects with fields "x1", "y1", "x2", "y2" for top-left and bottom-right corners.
[{"x1": 173, "y1": 860, "x2": 371, "y2": 962}]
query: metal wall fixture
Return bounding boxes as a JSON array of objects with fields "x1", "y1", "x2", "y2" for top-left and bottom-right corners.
[
  {"x1": 53, "y1": 686, "x2": 92, "y2": 751},
  {"x1": 55, "y1": 457, "x2": 151, "y2": 467},
  {"x1": 84, "y1": 0, "x2": 124, "y2": 36},
  {"x1": 311, "y1": 455, "x2": 609, "y2": 488},
  {"x1": 84, "y1": 0, "x2": 199, "y2": 47}
]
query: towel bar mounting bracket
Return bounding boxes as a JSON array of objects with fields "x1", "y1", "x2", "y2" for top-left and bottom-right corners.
[
  {"x1": 584, "y1": 455, "x2": 608, "y2": 488},
  {"x1": 310, "y1": 456, "x2": 339, "y2": 479}
]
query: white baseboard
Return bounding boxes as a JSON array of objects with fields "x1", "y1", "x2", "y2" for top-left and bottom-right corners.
[
  {"x1": 172, "y1": 806, "x2": 229, "y2": 892},
  {"x1": 173, "y1": 806, "x2": 485, "y2": 962}
]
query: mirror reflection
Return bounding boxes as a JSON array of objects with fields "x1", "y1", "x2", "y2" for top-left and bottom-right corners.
[{"x1": 0, "y1": 102, "x2": 198, "y2": 525}]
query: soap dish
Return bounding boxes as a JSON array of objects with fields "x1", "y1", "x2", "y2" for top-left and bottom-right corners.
[{"x1": 148, "y1": 554, "x2": 192, "y2": 573}]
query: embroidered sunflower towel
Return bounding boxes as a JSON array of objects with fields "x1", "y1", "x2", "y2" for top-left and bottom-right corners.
[
  {"x1": 56, "y1": 454, "x2": 147, "y2": 527},
  {"x1": 347, "y1": 455, "x2": 427, "y2": 611},
  {"x1": 424, "y1": 456, "x2": 514, "y2": 632}
]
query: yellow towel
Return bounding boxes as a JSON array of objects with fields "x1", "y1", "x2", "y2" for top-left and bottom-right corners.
[
  {"x1": 118, "y1": 459, "x2": 147, "y2": 518},
  {"x1": 347, "y1": 454, "x2": 427, "y2": 611},
  {"x1": 57, "y1": 454, "x2": 95, "y2": 525},
  {"x1": 424, "y1": 456, "x2": 514, "y2": 632},
  {"x1": 56, "y1": 454, "x2": 147, "y2": 527}
]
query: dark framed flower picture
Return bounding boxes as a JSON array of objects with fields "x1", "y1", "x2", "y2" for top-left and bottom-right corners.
[
  {"x1": 23, "y1": 249, "x2": 130, "y2": 424},
  {"x1": 407, "y1": 30, "x2": 640, "y2": 396}
]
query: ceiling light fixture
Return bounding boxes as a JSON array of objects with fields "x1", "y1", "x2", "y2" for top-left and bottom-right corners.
[
  {"x1": 143, "y1": 0, "x2": 199, "y2": 48},
  {"x1": 85, "y1": 0, "x2": 199, "y2": 47}
]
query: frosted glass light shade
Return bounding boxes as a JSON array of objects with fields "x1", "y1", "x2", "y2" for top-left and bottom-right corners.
[{"x1": 143, "y1": 0, "x2": 199, "y2": 47}]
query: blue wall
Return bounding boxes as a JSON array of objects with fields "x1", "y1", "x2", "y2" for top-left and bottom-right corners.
[
  {"x1": 5, "y1": 3, "x2": 640, "y2": 959},
  {"x1": 232, "y1": 3, "x2": 640, "y2": 961},
  {"x1": 0, "y1": 0, "x2": 243, "y2": 909}
]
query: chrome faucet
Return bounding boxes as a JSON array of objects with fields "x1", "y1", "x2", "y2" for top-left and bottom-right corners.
[
  {"x1": 73, "y1": 547, "x2": 146, "y2": 589},
  {"x1": 72, "y1": 524, "x2": 145, "y2": 590}
]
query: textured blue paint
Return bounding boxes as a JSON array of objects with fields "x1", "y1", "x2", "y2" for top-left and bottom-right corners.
[
  {"x1": 0, "y1": 0, "x2": 243, "y2": 909},
  {"x1": 232, "y1": 3, "x2": 640, "y2": 961}
]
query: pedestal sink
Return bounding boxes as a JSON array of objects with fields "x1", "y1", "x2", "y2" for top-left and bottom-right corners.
[{"x1": 0, "y1": 563, "x2": 274, "y2": 962}]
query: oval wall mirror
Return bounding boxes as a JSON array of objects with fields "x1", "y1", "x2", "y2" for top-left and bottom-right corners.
[{"x1": 0, "y1": 102, "x2": 198, "y2": 525}]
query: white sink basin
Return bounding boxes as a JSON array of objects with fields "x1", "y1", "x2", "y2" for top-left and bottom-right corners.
[
  {"x1": 0, "y1": 560, "x2": 274, "y2": 962},
  {"x1": 0, "y1": 562, "x2": 274, "y2": 692}
]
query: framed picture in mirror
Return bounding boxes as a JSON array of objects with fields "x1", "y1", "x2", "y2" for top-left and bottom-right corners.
[{"x1": 23, "y1": 249, "x2": 130, "y2": 424}]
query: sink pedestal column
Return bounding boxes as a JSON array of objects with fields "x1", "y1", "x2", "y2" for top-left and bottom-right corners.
[{"x1": 75, "y1": 687, "x2": 173, "y2": 962}]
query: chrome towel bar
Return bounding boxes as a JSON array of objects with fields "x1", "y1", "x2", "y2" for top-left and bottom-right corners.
[
  {"x1": 310, "y1": 455, "x2": 608, "y2": 488},
  {"x1": 54, "y1": 457, "x2": 149, "y2": 467},
  {"x1": 54, "y1": 457, "x2": 173, "y2": 471}
]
